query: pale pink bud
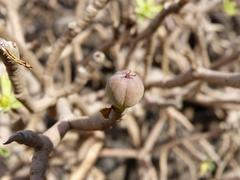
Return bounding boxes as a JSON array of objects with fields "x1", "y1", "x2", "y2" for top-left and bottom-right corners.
[{"x1": 106, "y1": 70, "x2": 144, "y2": 111}]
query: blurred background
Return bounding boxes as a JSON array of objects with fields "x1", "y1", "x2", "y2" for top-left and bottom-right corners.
[{"x1": 0, "y1": 0, "x2": 240, "y2": 179}]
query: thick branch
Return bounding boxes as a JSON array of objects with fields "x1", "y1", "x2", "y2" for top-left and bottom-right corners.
[
  {"x1": 0, "y1": 26, "x2": 44, "y2": 82},
  {"x1": 4, "y1": 98, "x2": 123, "y2": 179},
  {"x1": 0, "y1": 48, "x2": 35, "y2": 112}
]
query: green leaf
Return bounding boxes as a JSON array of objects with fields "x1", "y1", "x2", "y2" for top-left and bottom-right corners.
[
  {"x1": 11, "y1": 99, "x2": 22, "y2": 109},
  {"x1": 0, "y1": 95, "x2": 22, "y2": 112},
  {"x1": 223, "y1": 0, "x2": 238, "y2": 16},
  {"x1": 135, "y1": 0, "x2": 163, "y2": 22},
  {"x1": 0, "y1": 147, "x2": 10, "y2": 158},
  {"x1": 0, "y1": 74, "x2": 12, "y2": 96},
  {"x1": 0, "y1": 95, "x2": 10, "y2": 107},
  {"x1": 199, "y1": 159, "x2": 216, "y2": 176},
  {"x1": 136, "y1": 0, "x2": 145, "y2": 7},
  {"x1": 0, "y1": 74, "x2": 22, "y2": 112}
]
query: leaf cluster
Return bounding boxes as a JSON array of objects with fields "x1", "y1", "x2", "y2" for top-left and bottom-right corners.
[
  {"x1": 223, "y1": 0, "x2": 238, "y2": 16},
  {"x1": 135, "y1": 0, "x2": 163, "y2": 22},
  {"x1": 0, "y1": 74, "x2": 22, "y2": 112}
]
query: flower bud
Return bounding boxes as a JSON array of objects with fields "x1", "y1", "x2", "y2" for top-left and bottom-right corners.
[{"x1": 106, "y1": 70, "x2": 144, "y2": 111}]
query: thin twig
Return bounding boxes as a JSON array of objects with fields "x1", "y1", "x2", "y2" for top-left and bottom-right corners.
[
  {"x1": 146, "y1": 68, "x2": 240, "y2": 89},
  {"x1": 44, "y1": 0, "x2": 111, "y2": 90},
  {"x1": 123, "y1": 0, "x2": 189, "y2": 69}
]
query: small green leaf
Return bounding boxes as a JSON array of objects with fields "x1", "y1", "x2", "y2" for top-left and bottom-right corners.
[
  {"x1": 0, "y1": 95, "x2": 11, "y2": 109},
  {"x1": 0, "y1": 74, "x2": 12, "y2": 96},
  {"x1": 0, "y1": 74, "x2": 22, "y2": 112},
  {"x1": 199, "y1": 159, "x2": 216, "y2": 176},
  {"x1": 11, "y1": 100, "x2": 22, "y2": 109},
  {"x1": 0, "y1": 147, "x2": 10, "y2": 158},
  {"x1": 223, "y1": 0, "x2": 238, "y2": 16},
  {"x1": 136, "y1": 0, "x2": 145, "y2": 7},
  {"x1": 135, "y1": 0, "x2": 163, "y2": 22}
]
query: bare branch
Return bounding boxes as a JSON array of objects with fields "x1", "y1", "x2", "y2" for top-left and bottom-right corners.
[
  {"x1": 44, "y1": 0, "x2": 111, "y2": 89},
  {"x1": 123, "y1": 0, "x2": 189, "y2": 69},
  {"x1": 4, "y1": 98, "x2": 124, "y2": 179},
  {"x1": 146, "y1": 68, "x2": 240, "y2": 89}
]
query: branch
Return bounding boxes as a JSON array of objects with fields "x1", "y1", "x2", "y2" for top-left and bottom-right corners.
[
  {"x1": 0, "y1": 39, "x2": 36, "y2": 112},
  {"x1": 146, "y1": 68, "x2": 240, "y2": 89},
  {"x1": 44, "y1": 0, "x2": 111, "y2": 89},
  {"x1": 4, "y1": 98, "x2": 124, "y2": 179},
  {"x1": 0, "y1": 38, "x2": 88, "y2": 113},
  {"x1": 123, "y1": 0, "x2": 189, "y2": 69},
  {"x1": 0, "y1": 26, "x2": 44, "y2": 82}
]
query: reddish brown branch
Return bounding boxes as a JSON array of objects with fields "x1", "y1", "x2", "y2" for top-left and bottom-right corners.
[
  {"x1": 4, "y1": 130, "x2": 43, "y2": 149},
  {"x1": 4, "y1": 98, "x2": 124, "y2": 179},
  {"x1": 4, "y1": 131, "x2": 53, "y2": 180}
]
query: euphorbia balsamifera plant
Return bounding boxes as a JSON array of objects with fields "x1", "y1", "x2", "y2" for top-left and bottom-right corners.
[
  {"x1": 106, "y1": 70, "x2": 144, "y2": 112},
  {"x1": 2, "y1": 70, "x2": 144, "y2": 179}
]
